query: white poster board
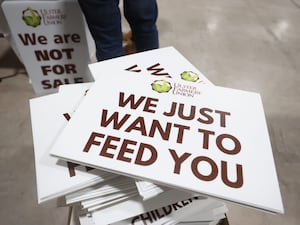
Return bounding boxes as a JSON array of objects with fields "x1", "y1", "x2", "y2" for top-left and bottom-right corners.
[
  {"x1": 2, "y1": 0, "x2": 93, "y2": 94},
  {"x1": 29, "y1": 85, "x2": 117, "y2": 203},
  {"x1": 49, "y1": 47, "x2": 283, "y2": 214}
]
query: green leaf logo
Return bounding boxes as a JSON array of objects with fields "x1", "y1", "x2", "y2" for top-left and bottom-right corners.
[
  {"x1": 22, "y1": 7, "x2": 41, "y2": 27},
  {"x1": 180, "y1": 71, "x2": 199, "y2": 82},
  {"x1": 151, "y1": 80, "x2": 172, "y2": 93}
]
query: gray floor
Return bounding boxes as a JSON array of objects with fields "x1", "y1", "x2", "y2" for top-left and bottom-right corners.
[{"x1": 1, "y1": 0, "x2": 300, "y2": 224}]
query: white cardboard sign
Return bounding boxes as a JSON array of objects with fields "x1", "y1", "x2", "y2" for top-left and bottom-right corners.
[
  {"x1": 29, "y1": 86, "x2": 116, "y2": 203},
  {"x1": 50, "y1": 66, "x2": 283, "y2": 213},
  {"x1": 2, "y1": 0, "x2": 93, "y2": 94}
]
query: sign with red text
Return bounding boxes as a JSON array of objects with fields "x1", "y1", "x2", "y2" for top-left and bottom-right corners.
[
  {"x1": 2, "y1": 0, "x2": 93, "y2": 94},
  {"x1": 50, "y1": 69, "x2": 284, "y2": 214},
  {"x1": 88, "y1": 46, "x2": 214, "y2": 87}
]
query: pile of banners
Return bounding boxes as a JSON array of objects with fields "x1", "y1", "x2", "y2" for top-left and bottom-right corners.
[{"x1": 29, "y1": 47, "x2": 283, "y2": 225}]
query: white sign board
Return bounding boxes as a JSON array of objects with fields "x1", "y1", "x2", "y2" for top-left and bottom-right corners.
[
  {"x1": 29, "y1": 85, "x2": 117, "y2": 203},
  {"x1": 49, "y1": 47, "x2": 283, "y2": 213},
  {"x1": 2, "y1": 0, "x2": 93, "y2": 94}
]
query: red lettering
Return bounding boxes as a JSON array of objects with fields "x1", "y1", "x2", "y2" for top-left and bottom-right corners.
[
  {"x1": 135, "y1": 143, "x2": 158, "y2": 166},
  {"x1": 191, "y1": 156, "x2": 218, "y2": 181},
  {"x1": 41, "y1": 64, "x2": 77, "y2": 75},
  {"x1": 168, "y1": 149, "x2": 191, "y2": 174},
  {"x1": 117, "y1": 139, "x2": 137, "y2": 162},
  {"x1": 100, "y1": 109, "x2": 131, "y2": 129},
  {"x1": 125, "y1": 64, "x2": 142, "y2": 73},
  {"x1": 35, "y1": 48, "x2": 74, "y2": 61},
  {"x1": 83, "y1": 132, "x2": 105, "y2": 153},
  {"x1": 147, "y1": 63, "x2": 171, "y2": 77},
  {"x1": 100, "y1": 135, "x2": 120, "y2": 158},
  {"x1": 18, "y1": 33, "x2": 47, "y2": 45}
]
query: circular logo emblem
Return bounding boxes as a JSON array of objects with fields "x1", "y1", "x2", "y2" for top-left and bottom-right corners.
[
  {"x1": 151, "y1": 80, "x2": 172, "y2": 93},
  {"x1": 180, "y1": 71, "x2": 199, "y2": 82},
  {"x1": 22, "y1": 7, "x2": 41, "y2": 27}
]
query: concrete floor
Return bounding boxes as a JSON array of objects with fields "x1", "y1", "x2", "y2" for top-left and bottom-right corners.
[{"x1": 0, "y1": 0, "x2": 300, "y2": 224}]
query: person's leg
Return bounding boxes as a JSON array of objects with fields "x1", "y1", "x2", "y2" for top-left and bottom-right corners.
[
  {"x1": 123, "y1": 0, "x2": 159, "y2": 53},
  {"x1": 78, "y1": 0, "x2": 123, "y2": 61}
]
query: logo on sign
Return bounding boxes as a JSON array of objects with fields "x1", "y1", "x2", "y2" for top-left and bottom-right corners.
[
  {"x1": 125, "y1": 64, "x2": 202, "y2": 97},
  {"x1": 22, "y1": 6, "x2": 67, "y2": 27},
  {"x1": 180, "y1": 71, "x2": 200, "y2": 82},
  {"x1": 151, "y1": 80, "x2": 172, "y2": 93},
  {"x1": 22, "y1": 7, "x2": 41, "y2": 27}
]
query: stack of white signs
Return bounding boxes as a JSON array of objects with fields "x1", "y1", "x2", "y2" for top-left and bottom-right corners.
[{"x1": 29, "y1": 47, "x2": 284, "y2": 225}]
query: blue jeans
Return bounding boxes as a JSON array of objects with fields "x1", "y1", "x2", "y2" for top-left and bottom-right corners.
[{"x1": 78, "y1": 0, "x2": 159, "y2": 61}]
